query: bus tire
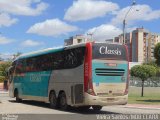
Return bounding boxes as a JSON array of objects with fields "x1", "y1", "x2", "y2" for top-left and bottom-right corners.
[
  {"x1": 92, "y1": 105, "x2": 102, "y2": 111},
  {"x1": 14, "y1": 90, "x2": 22, "y2": 103},
  {"x1": 49, "y1": 91, "x2": 57, "y2": 109},
  {"x1": 78, "y1": 106, "x2": 90, "y2": 111},
  {"x1": 59, "y1": 92, "x2": 69, "y2": 110}
]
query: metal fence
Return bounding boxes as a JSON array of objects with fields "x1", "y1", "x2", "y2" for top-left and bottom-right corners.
[{"x1": 130, "y1": 76, "x2": 160, "y2": 87}]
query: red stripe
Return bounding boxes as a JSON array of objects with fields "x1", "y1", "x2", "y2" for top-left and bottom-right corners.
[{"x1": 84, "y1": 42, "x2": 93, "y2": 92}]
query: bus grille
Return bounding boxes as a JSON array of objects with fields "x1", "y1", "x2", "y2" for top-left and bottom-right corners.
[{"x1": 95, "y1": 68, "x2": 125, "y2": 76}]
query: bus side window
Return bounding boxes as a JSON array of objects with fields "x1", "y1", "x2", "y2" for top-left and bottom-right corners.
[
  {"x1": 52, "y1": 52, "x2": 64, "y2": 70},
  {"x1": 64, "y1": 47, "x2": 85, "y2": 69},
  {"x1": 40, "y1": 54, "x2": 52, "y2": 71},
  {"x1": 26, "y1": 58, "x2": 32, "y2": 72},
  {"x1": 15, "y1": 59, "x2": 25, "y2": 74}
]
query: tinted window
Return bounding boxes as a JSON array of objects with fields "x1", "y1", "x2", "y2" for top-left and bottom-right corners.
[
  {"x1": 15, "y1": 59, "x2": 26, "y2": 74},
  {"x1": 51, "y1": 52, "x2": 64, "y2": 70},
  {"x1": 92, "y1": 43, "x2": 127, "y2": 60},
  {"x1": 64, "y1": 47, "x2": 85, "y2": 69},
  {"x1": 25, "y1": 53, "x2": 56, "y2": 72},
  {"x1": 26, "y1": 57, "x2": 37, "y2": 72},
  {"x1": 23, "y1": 47, "x2": 85, "y2": 72}
]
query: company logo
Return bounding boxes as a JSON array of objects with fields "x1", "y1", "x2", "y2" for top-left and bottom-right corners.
[{"x1": 99, "y1": 46, "x2": 121, "y2": 55}]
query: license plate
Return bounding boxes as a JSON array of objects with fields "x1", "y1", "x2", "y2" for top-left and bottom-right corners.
[{"x1": 107, "y1": 98, "x2": 115, "y2": 101}]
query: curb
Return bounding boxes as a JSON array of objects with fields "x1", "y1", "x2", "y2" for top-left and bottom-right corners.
[
  {"x1": 123, "y1": 104, "x2": 160, "y2": 110},
  {"x1": 0, "y1": 91, "x2": 9, "y2": 94}
]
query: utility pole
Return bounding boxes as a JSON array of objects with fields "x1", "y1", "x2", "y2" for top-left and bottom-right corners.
[
  {"x1": 87, "y1": 33, "x2": 93, "y2": 41},
  {"x1": 123, "y1": 1, "x2": 136, "y2": 44}
]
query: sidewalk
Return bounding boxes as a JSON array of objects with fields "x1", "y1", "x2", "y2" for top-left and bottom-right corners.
[
  {"x1": 125, "y1": 104, "x2": 160, "y2": 110},
  {"x1": 0, "y1": 90, "x2": 8, "y2": 94},
  {"x1": 0, "y1": 90, "x2": 9, "y2": 103}
]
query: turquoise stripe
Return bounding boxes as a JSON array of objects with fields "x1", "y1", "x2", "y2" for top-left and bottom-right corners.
[
  {"x1": 14, "y1": 71, "x2": 52, "y2": 97},
  {"x1": 92, "y1": 61, "x2": 128, "y2": 83}
]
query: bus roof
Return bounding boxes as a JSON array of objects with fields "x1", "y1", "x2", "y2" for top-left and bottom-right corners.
[
  {"x1": 16, "y1": 47, "x2": 64, "y2": 60},
  {"x1": 15, "y1": 43, "x2": 87, "y2": 60},
  {"x1": 14, "y1": 42, "x2": 124, "y2": 61}
]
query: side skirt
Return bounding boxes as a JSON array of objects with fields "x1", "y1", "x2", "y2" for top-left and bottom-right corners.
[{"x1": 20, "y1": 95, "x2": 49, "y2": 103}]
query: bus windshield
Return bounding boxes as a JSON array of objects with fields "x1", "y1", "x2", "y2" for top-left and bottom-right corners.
[{"x1": 92, "y1": 43, "x2": 127, "y2": 60}]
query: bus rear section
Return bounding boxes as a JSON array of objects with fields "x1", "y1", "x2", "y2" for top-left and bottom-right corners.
[{"x1": 84, "y1": 43, "x2": 129, "y2": 106}]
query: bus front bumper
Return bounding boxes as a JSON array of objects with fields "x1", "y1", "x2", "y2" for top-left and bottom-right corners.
[{"x1": 84, "y1": 93, "x2": 128, "y2": 106}]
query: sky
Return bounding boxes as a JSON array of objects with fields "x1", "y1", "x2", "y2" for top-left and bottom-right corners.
[{"x1": 0, "y1": 0, "x2": 160, "y2": 59}]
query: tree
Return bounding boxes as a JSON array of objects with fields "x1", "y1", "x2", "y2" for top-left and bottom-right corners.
[
  {"x1": 143, "y1": 61, "x2": 160, "y2": 86},
  {"x1": 0, "y1": 62, "x2": 11, "y2": 83},
  {"x1": 130, "y1": 65, "x2": 156, "y2": 97},
  {"x1": 154, "y1": 43, "x2": 160, "y2": 65},
  {"x1": 13, "y1": 52, "x2": 22, "y2": 60}
]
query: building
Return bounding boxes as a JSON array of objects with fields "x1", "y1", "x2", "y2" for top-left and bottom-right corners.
[
  {"x1": 114, "y1": 28, "x2": 160, "y2": 63},
  {"x1": 64, "y1": 35, "x2": 89, "y2": 46},
  {"x1": 147, "y1": 33, "x2": 160, "y2": 61},
  {"x1": 113, "y1": 33, "x2": 132, "y2": 61},
  {"x1": 131, "y1": 28, "x2": 160, "y2": 62},
  {"x1": 105, "y1": 39, "x2": 114, "y2": 43},
  {"x1": 64, "y1": 28, "x2": 160, "y2": 63}
]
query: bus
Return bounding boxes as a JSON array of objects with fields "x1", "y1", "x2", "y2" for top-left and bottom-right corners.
[{"x1": 8, "y1": 42, "x2": 129, "y2": 111}]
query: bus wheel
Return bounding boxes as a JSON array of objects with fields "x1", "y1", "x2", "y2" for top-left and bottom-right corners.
[
  {"x1": 92, "y1": 105, "x2": 102, "y2": 111},
  {"x1": 15, "y1": 90, "x2": 22, "y2": 102},
  {"x1": 59, "y1": 92, "x2": 69, "y2": 110},
  {"x1": 49, "y1": 91, "x2": 57, "y2": 109}
]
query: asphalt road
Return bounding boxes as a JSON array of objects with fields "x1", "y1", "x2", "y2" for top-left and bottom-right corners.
[{"x1": 0, "y1": 93, "x2": 160, "y2": 120}]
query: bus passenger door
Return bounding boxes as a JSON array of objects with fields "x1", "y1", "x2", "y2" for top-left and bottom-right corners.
[{"x1": 13, "y1": 59, "x2": 25, "y2": 97}]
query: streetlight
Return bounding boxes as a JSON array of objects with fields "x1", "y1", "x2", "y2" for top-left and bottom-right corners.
[
  {"x1": 87, "y1": 33, "x2": 93, "y2": 41},
  {"x1": 123, "y1": 0, "x2": 136, "y2": 44},
  {"x1": 87, "y1": 28, "x2": 98, "y2": 42}
]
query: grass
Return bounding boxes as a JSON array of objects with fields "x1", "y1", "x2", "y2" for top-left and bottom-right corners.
[{"x1": 128, "y1": 86, "x2": 160, "y2": 105}]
